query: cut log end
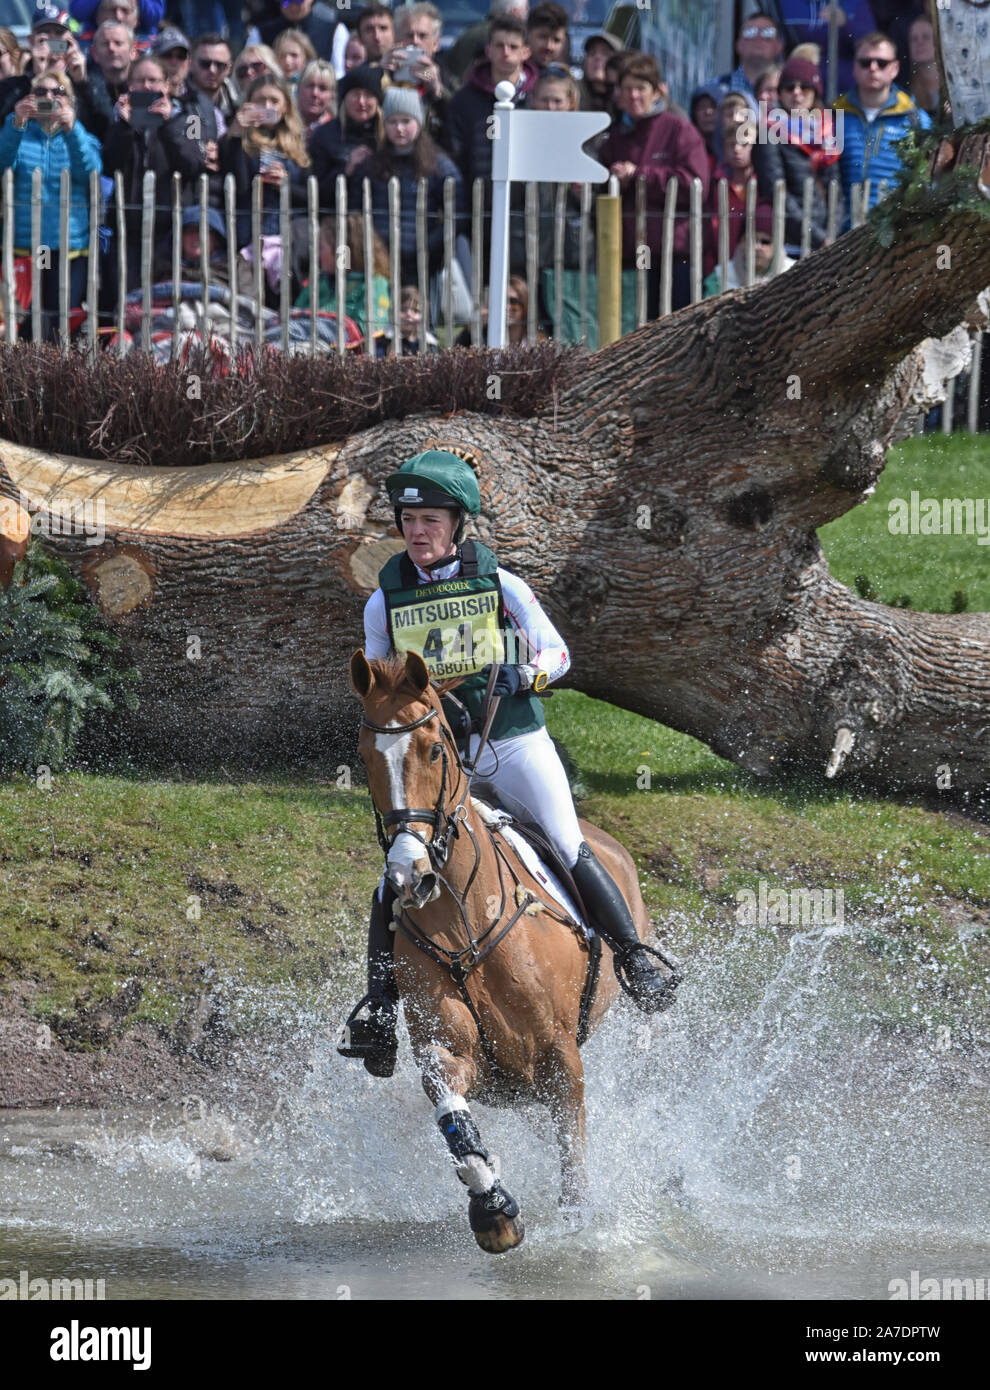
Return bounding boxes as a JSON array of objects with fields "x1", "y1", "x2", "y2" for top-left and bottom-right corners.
[
  {"x1": 85, "y1": 551, "x2": 155, "y2": 618},
  {"x1": 0, "y1": 498, "x2": 32, "y2": 590}
]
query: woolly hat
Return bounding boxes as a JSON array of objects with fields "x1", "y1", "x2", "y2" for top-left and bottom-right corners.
[
  {"x1": 779, "y1": 57, "x2": 823, "y2": 99},
  {"x1": 338, "y1": 63, "x2": 384, "y2": 104},
  {"x1": 383, "y1": 84, "x2": 424, "y2": 127}
]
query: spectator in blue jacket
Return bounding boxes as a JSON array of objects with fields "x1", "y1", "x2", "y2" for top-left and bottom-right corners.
[
  {"x1": 834, "y1": 30, "x2": 931, "y2": 227},
  {"x1": 0, "y1": 70, "x2": 102, "y2": 340}
]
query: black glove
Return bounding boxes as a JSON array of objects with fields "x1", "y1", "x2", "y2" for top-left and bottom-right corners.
[{"x1": 480, "y1": 664, "x2": 529, "y2": 697}]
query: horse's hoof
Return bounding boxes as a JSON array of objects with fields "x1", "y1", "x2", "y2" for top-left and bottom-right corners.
[
  {"x1": 469, "y1": 1181, "x2": 524, "y2": 1254},
  {"x1": 474, "y1": 1212, "x2": 525, "y2": 1254}
]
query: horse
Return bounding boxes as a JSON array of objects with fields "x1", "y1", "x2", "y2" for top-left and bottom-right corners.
[{"x1": 349, "y1": 648, "x2": 679, "y2": 1253}]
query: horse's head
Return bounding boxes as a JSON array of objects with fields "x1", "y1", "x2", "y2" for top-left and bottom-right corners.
[{"x1": 351, "y1": 649, "x2": 466, "y2": 910}]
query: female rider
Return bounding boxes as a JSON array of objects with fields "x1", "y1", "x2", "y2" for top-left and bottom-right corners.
[{"x1": 339, "y1": 450, "x2": 673, "y2": 1077}]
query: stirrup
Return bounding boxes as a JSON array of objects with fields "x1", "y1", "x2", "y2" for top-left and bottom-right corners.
[
  {"x1": 613, "y1": 941, "x2": 683, "y2": 1012},
  {"x1": 337, "y1": 994, "x2": 398, "y2": 1076}
]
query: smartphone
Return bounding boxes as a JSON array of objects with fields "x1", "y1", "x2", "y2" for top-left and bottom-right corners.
[
  {"x1": 129, "y1": 88, "x2": 164, "y2": 132},
  {"x1": 258, "y1": 148, "x2": 284, "y2": 172},
  {"x1": 256, "y1": 106, "x2": 280, "y2": 126},
  {"x1": 47, "y1": 39, "x2": 69, "y2": 54},
  {"x1": 35, "y1": 98, "x2": 58, "y2": 114},
  {"x1": 393, "y1": 47, "x2": 420, "y2": 86}
]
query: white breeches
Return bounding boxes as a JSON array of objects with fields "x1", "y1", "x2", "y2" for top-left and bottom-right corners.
[{"x1": 465, "y1": 724, "x2": 584, "y2": 867}]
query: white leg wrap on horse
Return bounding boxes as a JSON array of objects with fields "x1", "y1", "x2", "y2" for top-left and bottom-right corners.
[
  {"x1": 456, "y1": 1154, "x2": 497, "y2": 1195},
  {"x1": 433, "y1": 1093, "x2": 470, "y2": 1122}
]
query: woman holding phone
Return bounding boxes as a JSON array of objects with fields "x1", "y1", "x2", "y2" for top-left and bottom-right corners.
[
  {"x1": 0, "y1": 71, "x2": 101, "y2": 341},
  {"x1": 100, "y1": 55, "x2": 207, "y2": 296},
  {"x1": 220, "y1": 72, "x2": 312, "y2": 298}
]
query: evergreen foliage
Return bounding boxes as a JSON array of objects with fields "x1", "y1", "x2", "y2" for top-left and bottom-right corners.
[{"x1": 0, "y1": 541, "x2": 139, "y2": 773}]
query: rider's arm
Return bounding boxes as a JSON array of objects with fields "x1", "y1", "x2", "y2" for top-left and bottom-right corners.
[
  {"x1": 497, "y1": 568, "x2": 571, "y2": 686},
  {"x1": 363, "y1": 589, "x2": 392, "y2": 660}
]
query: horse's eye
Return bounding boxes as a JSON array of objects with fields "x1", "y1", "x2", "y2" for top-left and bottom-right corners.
[{"x1": 430, "y1": 743, "x2": 443, "y2": 762}]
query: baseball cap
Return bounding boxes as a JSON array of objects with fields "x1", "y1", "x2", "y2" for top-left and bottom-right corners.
[
  {"x1": 155, "y1": 27, "x2": 191, "y2": 56},
  {"x1": 31, "y1": 4, "x2": 72, "y2": 32},
  {"x1": 583, "y1": 32, "x2": 623, "y2": 55}
]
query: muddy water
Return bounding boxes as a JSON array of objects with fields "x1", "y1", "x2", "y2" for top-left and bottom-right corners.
[{"x1": 2, "y1": 928, "x2": 988, "y2": 1300}]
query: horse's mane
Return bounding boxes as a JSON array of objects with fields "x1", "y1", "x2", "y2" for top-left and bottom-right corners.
[{"x1": 370, "y1": 656, "x2": 464, "y2": 702}]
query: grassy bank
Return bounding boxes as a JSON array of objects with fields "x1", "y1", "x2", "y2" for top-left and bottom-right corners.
[{"x1": 0, "y1": 434, "x2": 988, "y2": 1056}]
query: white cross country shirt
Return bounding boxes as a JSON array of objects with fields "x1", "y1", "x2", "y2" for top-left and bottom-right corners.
[{"x1": 364, "y1": 554, "x2": 571, "y2": 682}]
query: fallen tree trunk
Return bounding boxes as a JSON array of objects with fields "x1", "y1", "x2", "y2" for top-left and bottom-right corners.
[{"x1": 1, "y1": 129, "x2": 989, "y2": 785}]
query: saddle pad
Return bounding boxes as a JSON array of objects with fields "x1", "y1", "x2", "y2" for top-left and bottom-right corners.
[{"x1": 497, "y1": 824, "x2": 592, "y2": 941}]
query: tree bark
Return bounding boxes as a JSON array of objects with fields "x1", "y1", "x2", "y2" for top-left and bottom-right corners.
[{"x1": 1, "y1": 134, "x2": 989, "y2": 785}]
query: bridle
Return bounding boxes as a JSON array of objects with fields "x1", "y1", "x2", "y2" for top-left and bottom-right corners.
[{"x1": 359, "y1": 700, "x2": 472, "y2": 873}]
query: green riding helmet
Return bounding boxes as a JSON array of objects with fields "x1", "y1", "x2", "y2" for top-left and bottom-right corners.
[{"x1": 387, "y1": 451, "x2": 482, "y2": 543}]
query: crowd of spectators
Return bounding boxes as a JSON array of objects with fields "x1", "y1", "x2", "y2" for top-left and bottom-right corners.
[{"x1": 0, "y1": 1, "x2": 946, "y2": 347}]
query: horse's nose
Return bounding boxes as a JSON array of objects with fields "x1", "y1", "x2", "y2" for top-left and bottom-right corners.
[{"x1": 388, "y1": 858, "x2": 438, "y2": 909}]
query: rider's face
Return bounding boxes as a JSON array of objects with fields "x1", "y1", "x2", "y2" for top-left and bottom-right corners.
[{"x1": 402, "y1": 508, "x2": 457, "y2": 567}]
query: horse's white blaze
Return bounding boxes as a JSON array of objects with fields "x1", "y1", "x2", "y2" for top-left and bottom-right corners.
[{"x1": 375, "y1": 722, "x2": 413, "y2": 807}]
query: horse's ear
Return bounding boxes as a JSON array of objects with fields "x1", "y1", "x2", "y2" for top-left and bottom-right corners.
[
  {"x1": 405, "y1": 650, "x2": 431, "y2": 695},
  {"x1": 350, "y1": 649, "x2": 375, "y2": 698}
]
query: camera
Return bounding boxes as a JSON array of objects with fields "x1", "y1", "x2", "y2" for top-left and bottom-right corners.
[
  {"x1": 256, "y1": 106, "x2": 280, "y2": 126},
  {"x1": 47, "y1": 39, "x2": 69, "y2": 54},
  {"x1": 35, "y1": 98, "x2": 58, "y2": 114}
]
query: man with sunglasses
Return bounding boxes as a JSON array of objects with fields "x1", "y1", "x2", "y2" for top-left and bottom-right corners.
[
  {"x1": 187, "y1": 31, "x2": 237, "y2": 123},
  {"x1": 713, "y1": 9, "x2": 782, "y2": 113},
  {"x1": 834, "y1": 30, "x2": 931, "y2": 227}
]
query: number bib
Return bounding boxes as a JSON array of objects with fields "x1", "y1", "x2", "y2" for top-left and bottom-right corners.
[
  {"x1": 385, "y1": 574, "x2": 505, "y2": 678},
  {"x1": 378, "y1": 542, "x2": 546, "y2": 742}
]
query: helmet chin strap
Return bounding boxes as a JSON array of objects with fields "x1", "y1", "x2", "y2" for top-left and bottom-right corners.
[{"x1": 420, "y1": 546, "x2": 461, "y2": 575}]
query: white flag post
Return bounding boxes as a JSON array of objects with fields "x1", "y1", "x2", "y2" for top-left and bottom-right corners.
[{"x1": 487, "y1": 82, "x2": 610, "y2": 348}]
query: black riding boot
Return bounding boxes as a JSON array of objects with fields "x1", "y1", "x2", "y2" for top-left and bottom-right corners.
[
  {"x1": 337, "y1": 885, "x2": 399, "y2": 1077},
  {"x1": 570, "y1": 841, "x2": 680, "y2": 1014}
]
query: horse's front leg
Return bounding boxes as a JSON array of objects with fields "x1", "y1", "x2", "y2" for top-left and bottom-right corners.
[
  {"x1": 539, "y1": 1040, "x2": 590, "y2": 1222},
  {"x1": 419, "y1": 1040, "x2": 525, "y2": 1255}
]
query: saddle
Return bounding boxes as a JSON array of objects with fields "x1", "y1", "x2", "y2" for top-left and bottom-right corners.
[
  {"x1": 470, "y1": 779, "x2": 603, "y2": 1047},
  {"x1": 468, "y1": 780, "x2": 591, "y2": 934}
]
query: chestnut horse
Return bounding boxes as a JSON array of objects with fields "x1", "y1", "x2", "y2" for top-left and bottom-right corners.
[{"x1": 350, "y1": 648, "x2": 675, "y2": 1252}]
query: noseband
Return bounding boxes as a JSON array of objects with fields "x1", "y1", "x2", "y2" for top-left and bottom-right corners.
[{"x1": 360, "y1": 704, "x2": 468, "y2": 870}]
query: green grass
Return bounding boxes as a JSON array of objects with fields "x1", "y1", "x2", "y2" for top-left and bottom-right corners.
[
  {"x1": 819, "y1": 433, "x2": 990, "y2": 612},
  {"x1": 1, "y1": 433, "x2": 988, "y2": 1052},
  {"x1": 0, "y1": 773, "x2": 381, "y2": 1040},
  {"x1": 543, "y1": 690, "x2": 990, "y2": 1041}
]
